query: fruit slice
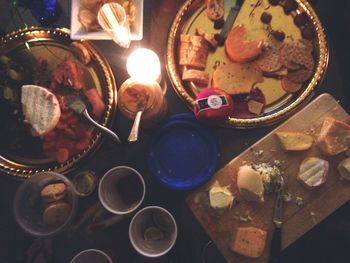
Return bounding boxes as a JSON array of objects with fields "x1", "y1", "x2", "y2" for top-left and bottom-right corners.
[{"x1": 225, "y1": 25, "x2": 263, "y2": 63}]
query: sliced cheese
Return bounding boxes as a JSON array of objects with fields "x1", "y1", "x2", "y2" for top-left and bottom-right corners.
[
  {"x1": 247, "y1": 100, "x2": 264, "y2": 115},
  {"x1": 316, "y1": 118, "x2": 350, "y2": 156},
  {"x1": 231, "y1": 226, "x2": 267, "y2": 258},
  {"x1": 21, "y1": 85, "x2": 61, "y2": 137},
  {"x1": 338, "y1": 158, "x2": 350, "y2": 180},
  {"x1": 209, "y1": 181, "x2": 234, "y2": 209},
  {"x1": 275, "y1": 131, "x2": 313, "y2": 151},
  {"x1": 297, "y1": 157, "x2": 329, "y2": 188},
  {"x1": 237, "y1": 165, "x2": 264, "y2": 202}
]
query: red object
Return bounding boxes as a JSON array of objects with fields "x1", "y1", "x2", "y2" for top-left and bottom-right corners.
[
  {"x1": 225, "y1": 25, "x2": 263, "y2": 63},
  {"x1": 194, "y1": 88, "x2": 234, "y2": 123},
  {"x1": 84, "y1": 88, "x2": 106, "y2": 119}
]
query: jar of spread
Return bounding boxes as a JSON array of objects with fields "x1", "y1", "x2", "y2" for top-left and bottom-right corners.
[{"x1": 118, "y1": 78, "x2": 167, "y2": 127}]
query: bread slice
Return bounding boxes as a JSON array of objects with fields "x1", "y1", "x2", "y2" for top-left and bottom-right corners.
[
  {"x1": 275, "y1": 131, "x2": 313, "y2": 151},
  {"x1": 316, "y1": 118, "x2": 350, "y2": 156},
  {"x1": 231, "y1": 226, "x2": 267, "y2": 258},
  {"x1": 21, "y1": 85, "x2": 61, "y2": 137}
]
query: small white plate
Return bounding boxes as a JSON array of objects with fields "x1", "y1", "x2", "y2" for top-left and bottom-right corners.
[{"x1": 70, "y1": 0, "x2": 143, "y2": 40}]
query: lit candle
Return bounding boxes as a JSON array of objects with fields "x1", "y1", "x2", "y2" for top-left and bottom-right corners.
[{"x1": 126, "y1": 48, "x2": 161, "y2": 82}]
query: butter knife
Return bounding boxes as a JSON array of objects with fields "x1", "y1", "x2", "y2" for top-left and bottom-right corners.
[{"x1": 269, "y1": 176, "x2": 287, "y2": 263}]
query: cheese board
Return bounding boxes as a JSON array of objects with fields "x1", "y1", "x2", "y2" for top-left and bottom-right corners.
[{"x1": 187, "y1": 93, "x2": 350, "y2": 263}]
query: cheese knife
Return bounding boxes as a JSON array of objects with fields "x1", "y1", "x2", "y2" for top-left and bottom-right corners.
[
  {"x1": 218, "y1": 0, "x2": 244, "y2": 40},
  {"x1": 269, "y1": 176, "x2": 287, "y2": 263}
]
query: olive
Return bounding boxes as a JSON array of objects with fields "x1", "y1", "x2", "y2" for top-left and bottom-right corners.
[
  {"x1": 269, "y1": 0, "x2": 280, "y2": 6},
  {"x1": 261, "y1": 12, "x2": 272, "y2": 24},
  {"x1": 284, "y1": 0, "x2": 298, "y2": 15},
  {"x1": 302, "y1": 24, "x2": 314, "y2": 40},
  {"x1": 214, "y1": 33, "x2": 225, "y2": 46},
  {"x1": 294, "y1": 12, "x2": 309, "y2": 27},
  {"x1": 214, "y1": 18, "x2": 225, "y2": 29},
  {"x1": 272, "y1": 30, "x2": 286, "y2": 41}
]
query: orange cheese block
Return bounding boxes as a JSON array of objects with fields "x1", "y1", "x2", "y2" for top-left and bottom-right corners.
[
  {"x1": 317, "y1": 118, "x2": 350, "y2": 156},
  {"x1": 231, "y1": 226, "x2": 267, "y2": 258}
]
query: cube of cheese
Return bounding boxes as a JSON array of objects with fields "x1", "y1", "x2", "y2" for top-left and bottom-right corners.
[
  {"x1": 316, "y1": 118, "x2": 350, "y2": 156},
  {"x1": 275, "y1": 131, "x2": 313, "y2": 151},
  {"x1": 231, "y1": 226, "x2": 267, "y2": 258}
]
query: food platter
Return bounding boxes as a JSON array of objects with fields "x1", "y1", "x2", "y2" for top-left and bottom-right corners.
[
  {"x1": 0, "y1": 27, "x2": 117, "y2": 179},
  {"x1": 166, "y1": 0, "x2": 328, "y2": 128}
]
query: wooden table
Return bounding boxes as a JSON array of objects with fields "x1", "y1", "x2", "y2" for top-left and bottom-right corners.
[{"x1": 0, "y1": 1, "x2": 350, "y2": 263}]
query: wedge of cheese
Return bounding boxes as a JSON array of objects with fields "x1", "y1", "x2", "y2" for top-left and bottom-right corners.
[
  {"x1": 21, "y1": 85, "x2": 61, "y2": 137},
  {"x1": 208, "y1": 181, "x2": 234, "y2": 209},
  {"x1": 237, "y1": 165, "x2": 264, "y2": 202},
  {"x1": 338, "y1": 158, "x2": 350, "y2": 180},
  {"x1": 275, "y1": 131, "x2": 313, "y2": 151},
  {"x1": 297, "y1": 157, "x2": 329, "y2": 188},
  {"x1": 316, "y1": 118, "x2": 350, "y2": 156},
  {"x1": 231, "y1": 226, "x2": 267, "y2": 258}
]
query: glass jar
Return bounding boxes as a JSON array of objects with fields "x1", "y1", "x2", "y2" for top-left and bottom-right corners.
[{"x1": 118, "y1": 78, "x2": 167, "y2": 127}]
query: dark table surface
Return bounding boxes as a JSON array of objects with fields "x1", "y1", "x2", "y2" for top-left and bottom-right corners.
[{"x1": 1, "y1": 0, "x2": 350, "y2": 262}]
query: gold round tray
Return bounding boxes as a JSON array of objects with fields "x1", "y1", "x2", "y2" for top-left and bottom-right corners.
[
  {"x1": 166, "y1": 0, "x2": 328, "y2": 128},
  {"x1": 0, "y1": 27, "x2": 117, "y2": 179}
]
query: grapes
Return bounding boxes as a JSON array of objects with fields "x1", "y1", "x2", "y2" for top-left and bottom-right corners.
[
  {"x1": 261, "y1": 12, "x2": 272, "y2": 24},
  {"x1": 269, "y1": 0, "x2": 280, "y2": 6},
  {"x1": 294, "y1": 12, "x2": 309, "y2": 27},
  {"x1": 272, "y1": 30, "x2": 286, "y2": 41},
  {"x1": 284, "y1": 0, "x2": 298, "y2": 14}
]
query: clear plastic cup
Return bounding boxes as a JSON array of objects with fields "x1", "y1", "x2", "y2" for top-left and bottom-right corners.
[
  {"x1": 97, "y1": 3, "x2": 131, "y2": 48},
  {"x1": 70, "y1": 249, "x2": 113, "y2": 263},
  {"x1": 13, "y1": 172, "x2": 77, "y2": 237}
]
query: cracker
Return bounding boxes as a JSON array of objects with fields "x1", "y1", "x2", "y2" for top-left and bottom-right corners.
[
  {"x1": 280, "y1": 42, "x2": 302, "y2": 70},
  {"x1": 286, "y1": 67, "x2": 313, "y2": 83},
  {"x1": 255, "y1": 45, "x2": 282, "y2": 73},
  {"x1": 281, "y1": 77, "x2": 303, "y2": 93}
]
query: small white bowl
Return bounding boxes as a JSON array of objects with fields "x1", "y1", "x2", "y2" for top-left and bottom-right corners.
[
  {"x1": 98, "y1": 166, "x2": 145, "y2": 215},
  {"x1": 70, "y1": 249, "x2": 113, "y2": 263},
  {"x1": 129, "y1": 206, "x2": 177, "y2": 257}
]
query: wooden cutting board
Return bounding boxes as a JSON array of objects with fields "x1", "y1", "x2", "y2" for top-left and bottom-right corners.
[{"x1": 187, "y1": 93, "x2": 350, "y2": 263}]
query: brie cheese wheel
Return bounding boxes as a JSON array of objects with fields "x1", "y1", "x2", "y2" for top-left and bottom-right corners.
[
  {"x1": 338, "y1": 158, "x2": 350, "y2": 180},
  {"x1": 209, "y1": 182, "x2": 234, "y2": 209},
  {"x1": 237, "y1": 165, "x2": 264, "y2": 202},
  {"x1": 297, "y1": 157, "x2": 329, "y2": 188},
  {"x1": 21, "y1": 85, "x2": 61, "y2": 137}
]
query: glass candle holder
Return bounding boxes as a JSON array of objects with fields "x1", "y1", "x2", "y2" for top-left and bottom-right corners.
[{"x1": 118, "y1": 78, "x2": 167, "y2": 128}]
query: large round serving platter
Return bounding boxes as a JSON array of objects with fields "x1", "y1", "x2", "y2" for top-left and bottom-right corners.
[
  {"x1": 0, "y1": 27, "x2": 117, "y2": 179},
  {"x1": 166, "y1": 0, "x2": 328, "y2": 128}
]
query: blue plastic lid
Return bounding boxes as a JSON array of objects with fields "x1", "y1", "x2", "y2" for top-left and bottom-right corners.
[{"x1": 147, "y1": 114, "x2": 219, "y2": 190}]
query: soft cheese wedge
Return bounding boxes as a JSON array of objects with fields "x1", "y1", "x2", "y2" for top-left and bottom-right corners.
[
  {"x1": 317, "y1": 118, "x2": 350, "y2": 156},
  {"x1": 275, "y1": 131, "x2": 313, "y2": 151},
  {"x1": 297, "y1": 157, "x2": 329, "y2": 188},
  {"x1": 208, "y1": 181, "x2": 234, "y2": 209},
  {"x1": 237, "y1": 165, "x2": 264, "y2": 202},
  {"x1": 21, "y1": 85, "x2": 61, "y2": 137}
]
